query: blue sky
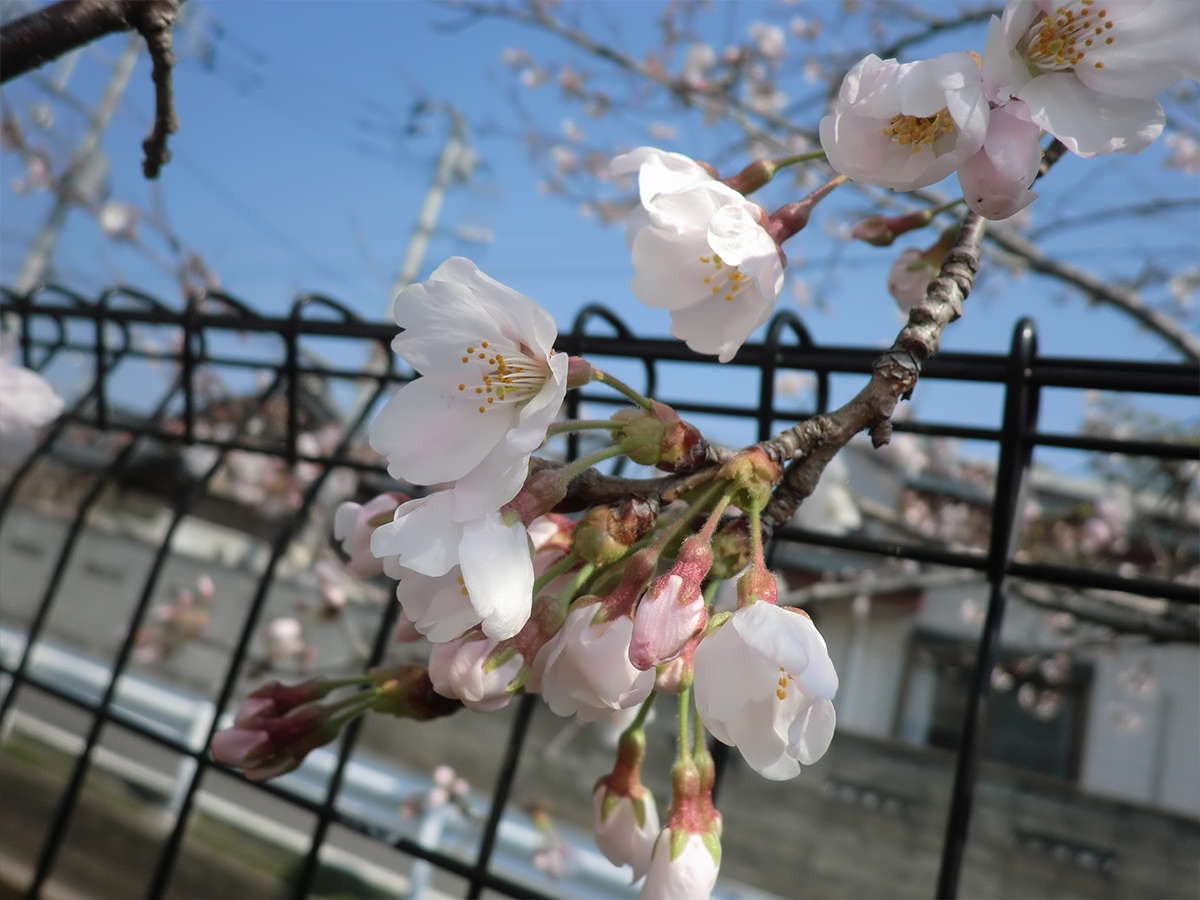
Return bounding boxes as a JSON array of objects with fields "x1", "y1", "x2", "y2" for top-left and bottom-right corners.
[{"x1": 2, "y1": 1, "x2": 1197, "y2": 458}]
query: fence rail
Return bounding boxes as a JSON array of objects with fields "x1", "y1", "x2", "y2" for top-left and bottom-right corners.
[{"x1": 1, "y1": 283, "x2": 1197, "y2": 900}]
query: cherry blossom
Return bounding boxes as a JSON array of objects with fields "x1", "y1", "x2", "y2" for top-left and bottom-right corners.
[
  {"x1": 373, "y1": 490, "x2": 535, "y2": 641},
  {"x1": 428, "y1": 630, "x2": 525, "y2": 713},
  {"x1": 611, "y1": 147, "x2": 785, "y2": 362},
  {"x1": 528, "y1": 600, "x2": 655, "y2": 722},
  {"x1": 334, "y1": 492, "x2": 408, "y2": 579},
  {"x1": 957, "y1": 100, "x2": 1043, "y2": 220},
  {"x1": 982, "y1": 0, "x2": 1200, "y2": 158},
  {"x1": 368, "y1": 257, "x2": 568, "y2": 519},
  {"x1": 0, "y1": 336, "x2": 64, "y2": 463},
  {"x1": 819, "y1": 52, "x2": 990, "y2": 191},
  {"x1": 639, "y1": 831, "x2": 720, "y2": 900},
  {"x1": 693, "y1": 602, "x2": 838, "y2": 780}
]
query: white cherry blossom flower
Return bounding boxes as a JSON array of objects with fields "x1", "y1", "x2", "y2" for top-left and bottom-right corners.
[
  {"x1": 957, "y1": 100, "x2": 1043, "y2": 220},
  {"x1": 982, "y1": 0, "x2": 1200, "y2": 158},
  {"x1": 372, "y1": 490, "x2": 535, "y2": 641},
  {"x1": 429, "y1": 631, "x2": 525, "y2": 713},
  {"x1": 611, "y1": 147, "x2": 785, "y2": 363},
  {"x1": 639, "y1": 830, "x2": 720, "y2": 900},
  {"x1": 593, "y1": 787, "x2": 660, "y2": 879},
  {"x1": 0, "y1": 337, "x2": 64, "y2": 463},
  {"x1": 528, "y1": 600, "x2": 655, "y2": 722},
  {"x1": 369, "y1": 257, "x2": 568, "y2": 519},
  {"x1": 693, "y1": 602, "x2": 838, "y2": 780},
  {"x1": 819, "y1": 52, "x2": 990, "y2": 191}
]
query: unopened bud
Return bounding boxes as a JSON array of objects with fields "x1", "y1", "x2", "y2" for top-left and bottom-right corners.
[
  {"x1": 629, "y1": 536, "x2": 712, "y2": 670},
  {"x1": 369, "y1": 664, "x2": 463, "y2": 720},
  {"x1": 612, "y1": 402, "x2": 707, "y2": 473},
  {"x1": 567, "y1": 356, "x2": 595, "y2": 389},
  {"x1": 719, "y1": 447, "x2": 781, "y2": 512},
  {"x1": 851, "y1": 208, "x2": 936, "y2": 247},
  {"x1": 720, "y1": 158, "x2": 778, "y2": 195}
]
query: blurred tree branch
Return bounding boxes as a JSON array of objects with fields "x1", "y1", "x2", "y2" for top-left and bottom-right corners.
[{"x1": 1, "y1": 0, "x2": 182, "y2": 178}]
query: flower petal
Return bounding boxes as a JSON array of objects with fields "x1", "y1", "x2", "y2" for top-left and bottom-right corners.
[
  {"x1": 1018, "y1": 72, "x2": 1164, "y2": 157},
  {"x1": 369, "y1": 374, "x2": 514, "y2": 487},
  {"x1": 459, "y1": 513, "x2": 534, "y2": 640},
  {"x1": 370, "y1": 492, "x2": 461, "y2": 576},
  {"x1": 1077, "y1": 0, "x2": 1200, "y2": 99}
]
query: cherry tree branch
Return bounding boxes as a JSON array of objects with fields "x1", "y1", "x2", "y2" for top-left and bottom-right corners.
[
  {"x1": 0, "y1": 0, "x2": 182, "y2": 179},
  {"x1": 759, "y1": 212, "x2": 987, "y2": 532}
]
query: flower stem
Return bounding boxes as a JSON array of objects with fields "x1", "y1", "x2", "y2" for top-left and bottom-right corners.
[
  {"x1": 630, "y1": 691, "x2": 656, "y2": 733},
  {"x1": 591, "y1": 367, "x2": 653, "y2": 410},
  {"x1": 545, "y1": 419, "x2": 622, "y2": 439},
  {"x1": 676, "y1": 685, "x2": 692, "y2": 765},
  {"x1": 692, "y1": 702, "x2": 707, "y2": 758},
  {"x1": 532, "y1": 552, "x2": 581, "y2": 597},
  {"x1": 556, "y1": 561, "x2": 596, "y2": 608},
  {"x1": 696, "y1": 491, "x2": 733, "y2": 543},
  {"x1": 558, "y1": 444, "x2": 627, "y2": 481},
  {"x1": 749, "y1": 501, "x2": 765, "y2": 571},
  {"x1": 771, "y1": 149, "x2": 826, "y2": 169},
  {"x1": 702, "y1": 579, "x2": 720, "y2": 609}
]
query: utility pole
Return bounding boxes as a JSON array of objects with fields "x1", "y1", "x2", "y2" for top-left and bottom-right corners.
[
  {"x1": 14, "y1": 33, "x2": 140, "y2": 294},
  {"x1": 386, "y1": 105, "x2": 472, "y2": 317},
  {"x1": 349, "y1": 107, "x2": 475, "y2": 426}
]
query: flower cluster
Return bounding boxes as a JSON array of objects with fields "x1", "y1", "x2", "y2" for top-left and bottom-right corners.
[
  {"x1": 202, "y1": 9, "x2": 1193, "y2": 895},
  {"x1": 822, "y1": 0, "x2": 1197, "y2": 220}
]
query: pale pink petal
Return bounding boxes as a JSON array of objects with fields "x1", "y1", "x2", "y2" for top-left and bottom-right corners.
[
  {"x1": 459, "y1": 513, "x2": 534, "y2": 640},
  {"x1": 1019, "y1": 72, "x2": 1164, "y2": 157},
  {"x1": 371, "y1": 492, "x2": 462, "y2": 577}
]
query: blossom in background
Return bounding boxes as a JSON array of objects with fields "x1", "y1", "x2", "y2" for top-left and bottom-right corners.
[
  {"x1": 982, "y1": 0, "x2": 1200, "y2": 158},
  {"x1": 612, "y1": 147, "x2": 785, "y2": 363},
  {"x1": 260, "y1": 617, "x2": 316, "y2": 673},
  {"x1": 334, "y1": 492, "x2": 409, "y2": 579},
  {"x1": 887, "y1": 248, "x2": 938, "y2": 310},
  {"x1": 957, "y1": 100, "x2": 1043, "y2": 220},
  {"x1": 819, "y1": 52, "x2": 990, "y2": 191},
  {"x1": 693, "y1": 601, "x2": 838, "y2": 780},
  {"x1": 528, "y1": 600, "x2": 655, "y2": 722},
  {"x1": 369, "y1": 257, "x2": 568, "y2": 520},
  {"x1": 0, "y1": 336, "x2": 64, "y2": 463},
  {"x1": 1163, "y1": 132, "x2": 1200, "y2": 174},
  {"x1": 887, "y1": 227, "x2": 959, "y2": 311}
]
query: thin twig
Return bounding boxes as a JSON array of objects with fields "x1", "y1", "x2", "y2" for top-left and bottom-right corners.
[{"x1": 0, "y1": 0, "x2": 182, "y2": 179}]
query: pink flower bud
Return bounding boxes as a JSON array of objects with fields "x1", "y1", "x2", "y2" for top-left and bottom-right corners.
[
  {"x1": 850, "y1": 208, "x2": 936, "y2": 247},
  {"x1": 630, "y1": 535, "x2": 712, "y2": 670}
]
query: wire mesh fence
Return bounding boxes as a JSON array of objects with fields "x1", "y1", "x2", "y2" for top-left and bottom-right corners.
[{"x1": 1, "y1": 282, "x2": 1197, "y2": 900}]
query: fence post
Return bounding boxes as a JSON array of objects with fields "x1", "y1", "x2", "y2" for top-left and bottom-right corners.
[{"x1": 935, "y1": 317, "x2": 1041, "y2": 899}]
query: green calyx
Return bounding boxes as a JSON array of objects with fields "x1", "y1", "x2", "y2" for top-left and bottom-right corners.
[
  {"x1": 702, "y1": 829, "x2": 722, "y2": 865},
  {"x1": 483, "y1": 644, "x2": 518, "y2": 674},
  {"x1": 670, "y1": 827, "x2": 690, "y2": 861}
]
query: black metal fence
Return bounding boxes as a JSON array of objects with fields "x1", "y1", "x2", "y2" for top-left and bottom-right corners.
[{"x1": 1, "y1": 282, "x2": 1196, "y2": 900}]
